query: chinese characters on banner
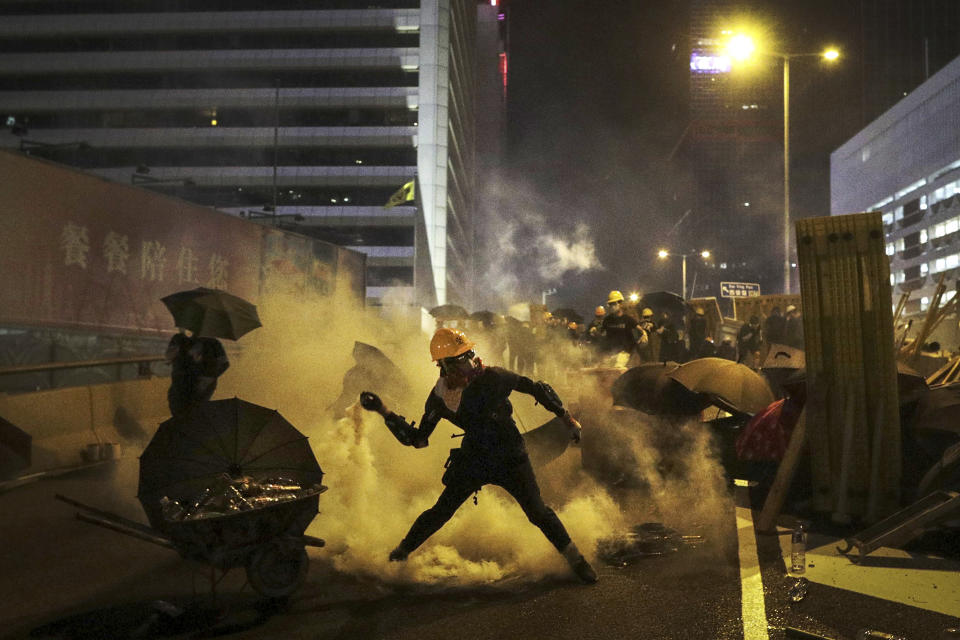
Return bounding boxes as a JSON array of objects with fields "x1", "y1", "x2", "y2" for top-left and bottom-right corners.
[{"x1": 0, "y1": 151, "x2": 364, "y2": 334}]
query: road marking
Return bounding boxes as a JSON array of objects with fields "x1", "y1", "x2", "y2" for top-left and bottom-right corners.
[{"x1": 735, "y1": 481, "x2": 770, "y2": 640}]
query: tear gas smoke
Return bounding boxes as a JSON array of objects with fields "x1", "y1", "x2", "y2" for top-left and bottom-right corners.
[
  {"x1": 108, "y1": 282, "x2": 732, "y2": 587},
  {"x1": 476, "y1": 178, "x2": 603, "y2": 310}
]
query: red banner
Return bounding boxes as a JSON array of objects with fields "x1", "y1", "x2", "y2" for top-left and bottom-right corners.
[{"x1": 0, "y1": 151, "x2": 364, "y2": 335}]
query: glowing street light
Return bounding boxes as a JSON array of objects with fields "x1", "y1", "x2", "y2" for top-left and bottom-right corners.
[
  {"x1": 726, "y1": 34, "x2": 755, "y2": 61},
  {"x1": 628, "y1": 292, "x2": 640, "y2": 303},
  {"x1": 657, "y1": 249, "x2": 711, "y2": 299},
  {"x1": 726, "y1": 34, "x2": 841, "y2": 293}
]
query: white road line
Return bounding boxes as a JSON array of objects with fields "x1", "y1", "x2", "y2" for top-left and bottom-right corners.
[{"x1": 735, "y1": 482, "x2": 770, "y2": 640}]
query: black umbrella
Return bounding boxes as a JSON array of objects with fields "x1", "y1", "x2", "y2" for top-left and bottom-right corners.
[
  {"x1": 429, "y1": 304, "x2": 469, "y2": 320},
  {"x1": 0, "y1": 415, "x2": 31, "y2": 480},
  {"x1": 611, "y1": 362, "x2": 710, "y2": 416},
  {"x1": 639, "y1": 291, "x2": 689, "y2": 319},
  {"x1": 161, "y1": 287, "x2": 261, "y2": 341},
  {"x1": 328, "y1": 341, "x2": 410, "y2": 419},
  {"x1": 138, "y1": 398, "x2": 323, "y2": 533},
  {"x1": 552, "y1": 308, "x2": 585, "y2": 324},
  {"x1": 470, "y1": 310, "x2": 500, "y2": 327},
  {"x1": 523, "y1": 416, "x2": 574, "y2": 467}
]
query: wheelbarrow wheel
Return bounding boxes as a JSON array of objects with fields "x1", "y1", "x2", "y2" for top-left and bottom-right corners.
[{"x1": 246, "y1": 540, "x2": 309, "y2": 598}]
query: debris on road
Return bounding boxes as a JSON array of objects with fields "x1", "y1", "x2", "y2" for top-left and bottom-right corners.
[
  {"x1": 788, "y1": 576, "x2": 809, "y2": 603},
  {"x1": 596, "y1": 522, "x2": 704, "y2": 566}
]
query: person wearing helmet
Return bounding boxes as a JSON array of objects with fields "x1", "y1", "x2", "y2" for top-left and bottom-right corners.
[
  {"x1": 583, "y1": 305, "x2": 606, "y2": 363},
  {"x1": 360, "y1": 328, "x2": 598, "y2": 584},
  {"x1": 737, "y1": 314, "x2": 763, "y2": 367},
  {"x1": 637, "y1": 307, "x2": 657, "y2": 362},
  {"x1": 600, "y1": 291, "x2": 647, "y2": 367}
]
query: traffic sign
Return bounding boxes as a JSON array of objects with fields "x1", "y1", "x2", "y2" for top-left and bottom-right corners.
[{"x1": 720, "y1": 282, "x2": 761, "y2": 298}]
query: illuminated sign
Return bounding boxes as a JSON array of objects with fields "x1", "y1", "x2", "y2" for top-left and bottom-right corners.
[{"x1": 690, "y1": 52, "x2": 731, "y2": 74}]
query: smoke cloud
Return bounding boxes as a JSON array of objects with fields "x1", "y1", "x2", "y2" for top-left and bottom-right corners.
[{"x1": 106, "y1": 282, "x2": 733, "y2": 588}]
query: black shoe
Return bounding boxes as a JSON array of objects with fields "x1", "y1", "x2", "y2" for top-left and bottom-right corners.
[{"x1": 571, "y1": 556, "x2": 598, "y2": 584}]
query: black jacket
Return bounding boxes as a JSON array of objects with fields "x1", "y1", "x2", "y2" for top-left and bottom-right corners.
[{"x1": 417, "y1": 366, "x2": 565, "y2": 462}]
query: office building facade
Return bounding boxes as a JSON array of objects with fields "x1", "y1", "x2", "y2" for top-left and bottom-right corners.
[
  {"x1": 831, "y1": 54, "x2": 960, "y2": 318},
  {"x1": 0, "y1": 0, "x2": 507, "y2": 309}
]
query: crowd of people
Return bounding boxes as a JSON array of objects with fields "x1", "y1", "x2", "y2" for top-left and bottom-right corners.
[{"x1": 446, "y1": 295, "x2": 806, "y2": 376}]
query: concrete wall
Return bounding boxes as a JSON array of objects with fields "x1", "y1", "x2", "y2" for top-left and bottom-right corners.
[{"x1": 0, "y1": 377, "x2": 171, "y2": 474}]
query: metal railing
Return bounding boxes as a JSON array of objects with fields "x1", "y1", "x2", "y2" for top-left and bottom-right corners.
[{"x1": 0, "y1": 355, "x2": 166, "y2": 378}]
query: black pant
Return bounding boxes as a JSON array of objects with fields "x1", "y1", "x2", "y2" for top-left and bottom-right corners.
[{"x1": 398, "y1": 455, "x2": 571, "y2": 554}]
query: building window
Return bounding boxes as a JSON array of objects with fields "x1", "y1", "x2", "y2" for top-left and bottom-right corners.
[
  {"x1": 935, "y1": 258, "x2": 946, "y2": 272},
  {"x1": 920, "y1": 195, "x2": 928, "y2": 210},
  {"x1": 920, "y1": 263, "x2": 929, "y2": 275},
  {"x1": 886, "y1": 242, "x2": 895, "y2": 256},
  {"x1": 894, "y1": 206, "x2": 904, "y2": 221},
  {"x1": 897, "y1": 271, "x2": 906, "y2": 283},
  {"x1": 920, "y1": 229, "x2": 928, "y2": 243},
  {"x1": 921, "y1": 297, "x2": 930, "y2": 311}
]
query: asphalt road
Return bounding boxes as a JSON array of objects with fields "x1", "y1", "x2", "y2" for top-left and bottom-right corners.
[{"x1": 1, "y1": 459, "x2": 957, "y2": 640}]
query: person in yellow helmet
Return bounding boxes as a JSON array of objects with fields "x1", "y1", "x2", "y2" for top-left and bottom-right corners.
[
  {"x1": 359, "y1": 327, "x2": 597, "y2": 584},
  {"x1": 600, "y1": 292, "x2": 647, "y2": 367},
  {"x1": 637, "y1": 308, "x2": 657, "y2": 362}
]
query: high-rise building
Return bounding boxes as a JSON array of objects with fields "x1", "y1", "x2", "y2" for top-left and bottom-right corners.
[
  {"x1": 832, "y1": 55, "x2": 960, "y2": 322},
  {"x1": 860, "y1": 0, "x2": 960, "y2": 126},
  {"x1": 0, "y1": 0, "x2": 507, "y2": 310},
  {"x1": 682, "y1": 0, "x2": 784, "y2": 298}
]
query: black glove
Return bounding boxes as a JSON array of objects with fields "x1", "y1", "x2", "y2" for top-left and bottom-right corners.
[{"x1": 359, "y1": 391, "x2": 384, "y2": 413}]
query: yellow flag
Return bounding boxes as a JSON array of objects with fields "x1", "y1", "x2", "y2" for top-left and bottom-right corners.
[{"x1": 384, "y1": 180, "x2": 415, "y2": 208}]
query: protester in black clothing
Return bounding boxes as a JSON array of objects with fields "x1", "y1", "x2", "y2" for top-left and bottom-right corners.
[
  {"x1": 164, "y1": 329, "x2": 230, "y2": 416},
  {"x1": 764, "y1": 306, "x2": 786, "y2": 345},
  {"x1": 638, "y1": 307, "x2": 657, "y2": 362},
  {"x1": 737, "y1": 315, "x2": 763, "y2": 367},
  {"x1": 783, "y1": 305, "x2": 804, "y2": 349},
  {"x1": 601, "y1": 291, "x2": 647, "y2": 367},
  {"x1": 656, "y1": 311, "x2": 681, "y2": 363},
  {"x1": 688, "y1": 307, "x2": 708, "y2": 359},
  {"x1": 361, "y1": 328, "x2": 598, "y2": 584}
]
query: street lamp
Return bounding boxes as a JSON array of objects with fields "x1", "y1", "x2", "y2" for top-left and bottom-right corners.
[
  {"x1": 726, "y1": 35, "x2": 840, "y2": 293},
  {"x1": 657, "y1": 249, "x2": 711, "y2": 300}
]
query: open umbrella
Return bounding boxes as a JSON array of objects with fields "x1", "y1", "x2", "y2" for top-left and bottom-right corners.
[
  {"x1": 138, "y1": 398, "x2": 324, "y2": 533},
  {"x1": 0, "y1": 415, "x2": 31, "y2": 479},
  {"x1": 429, "y1": 304, "x2": 469, "y2": 320},
  {"x1": 611, "y1": 362, "x2": 710, "y2": 416},
  {"x1": 552, "y1": 308, "x2": 584, "y2": 324},
  {"x1": 470, "y1": 310, "x2": 500, "y2": 327},
  {"x1": 667, "y1": 357, "x2": 775, "y2": 416},
  {"x1": 161, "y1": 287, "x2": 261, "y2": 341},
  {"x1": 639, "y1": 291, "x2": 689, "y2": 319},
  {"x1": 522, "y1": 416, "x2": 574, "y2": 467},
  {"x1": 328, "y1": 341, "x2": 410, "y2": 419},
  {"x1": 762, "y1": 343, "x2": 806, "y2": 369}
]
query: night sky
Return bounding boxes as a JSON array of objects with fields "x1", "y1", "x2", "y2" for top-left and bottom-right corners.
[{"x1": 491, "y1": 0, "x2": 860, "y2": 318}]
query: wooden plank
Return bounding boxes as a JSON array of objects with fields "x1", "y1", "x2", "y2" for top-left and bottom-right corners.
[
  {"x1": 757, "y1": 406, "x2": 809, "y2": 533},
  {"x1": 794, "y1": 212, "x2": 900, "y2": 519}
]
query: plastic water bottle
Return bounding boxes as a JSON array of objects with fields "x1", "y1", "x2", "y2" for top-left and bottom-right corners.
[{"x1": 791, "y1": 523, "x2": 807, "y2": 574}]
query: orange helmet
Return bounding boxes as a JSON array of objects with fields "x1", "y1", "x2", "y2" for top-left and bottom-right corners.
[
  {"x1": 595, "y1": 306, "x2": 606, "y2": 316},
  {"x1": 429, "y1": 328, "x2": 475, "y2": 361}
]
